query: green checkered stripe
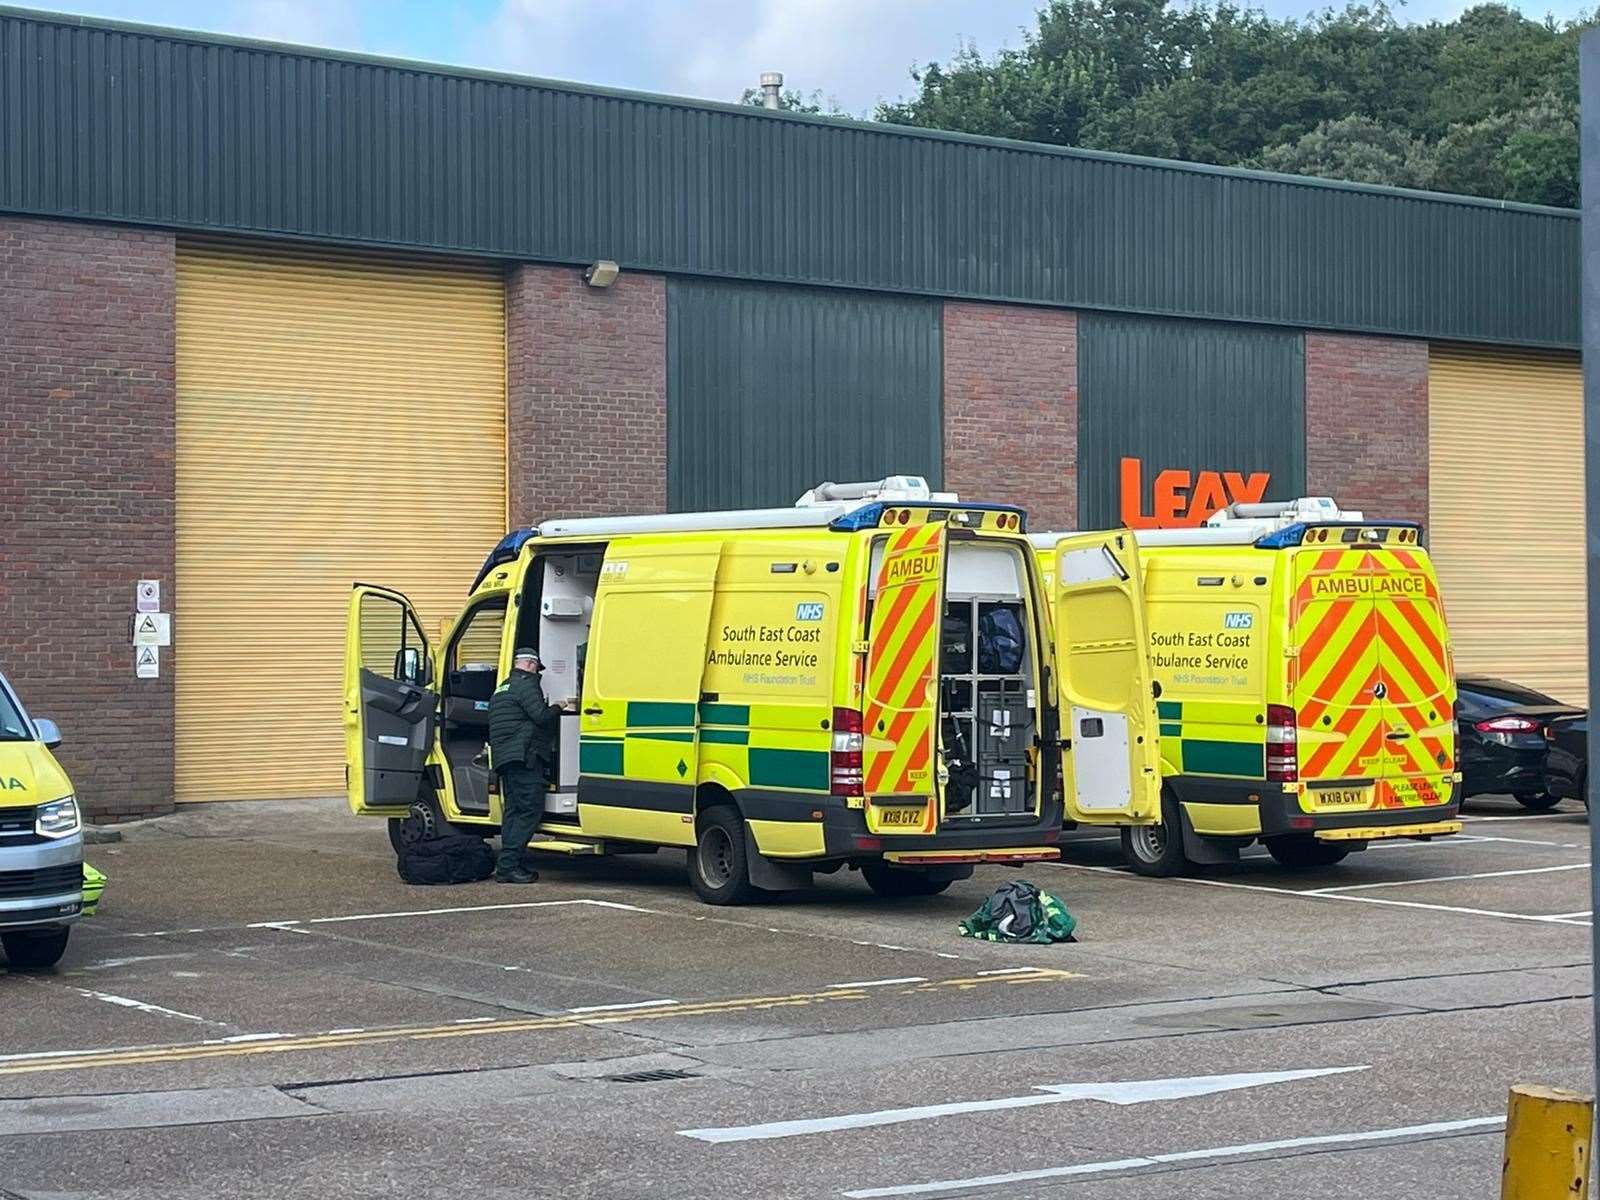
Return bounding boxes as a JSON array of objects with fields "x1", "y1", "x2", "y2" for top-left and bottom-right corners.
[
  {"x1": 578, "y1": 701, "x2": 830, "y2": 791},
  {"x1": 1157, "y1": 700, "x2": 1265, "y2": 778}
]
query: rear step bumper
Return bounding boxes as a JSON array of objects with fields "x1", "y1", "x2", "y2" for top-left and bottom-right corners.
[
  {"x1": 884, "y1": 848, "x2": 1061, "y2": 865},
  {"x1": 1314, "y1": 819, "x2": 1463, "y2": 842}
]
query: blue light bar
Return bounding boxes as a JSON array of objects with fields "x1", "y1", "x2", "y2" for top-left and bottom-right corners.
[
  {"x1": 470, "y1": 528, "x2": 538, "y2": 592},
  {"x1": 1254, "y1": 522, "x2": 1308, "y2": 549},
  {"x1": 829, "y1": 502, "x2": 886, "y2": 532},
  {"x1": 1255, "y1": 520, "x2": 1425, "y2": 550}
]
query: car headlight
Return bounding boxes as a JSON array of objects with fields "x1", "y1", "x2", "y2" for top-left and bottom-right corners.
[{"x1": 36, "y1": 795, "x2": 81, "y2": 839}]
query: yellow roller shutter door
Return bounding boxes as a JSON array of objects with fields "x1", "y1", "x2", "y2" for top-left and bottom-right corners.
[
  {"x1": 1428, "y1": 345, "x2": 1585, "y2": 704},
  {"x1": 176, "y1": 241, "x2": 506, "y2": 801}
]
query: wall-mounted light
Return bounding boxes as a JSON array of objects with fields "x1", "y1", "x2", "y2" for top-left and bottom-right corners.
[{"x1": 583, "y1": 259, "x2": 620, "y2": 288}]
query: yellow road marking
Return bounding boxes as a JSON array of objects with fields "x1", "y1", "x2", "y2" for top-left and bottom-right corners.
[{"x1": 0, "y1": 970, "x2": 1079, "y2": 1077}]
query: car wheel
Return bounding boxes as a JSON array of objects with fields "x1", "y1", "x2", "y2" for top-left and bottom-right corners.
[
  {"x1": 2, "y1": 928, "x2": 70, "y2": 970},
  {"x1": 861, "y1": 862, "x2": 953, "y2": 897},
  {"x1": 1121, "y1": 791, "x2": 1187, "y2": 877},
  {"x1": 1513, "y1": 790, "x2": 1562, "y2": 812},
  {"x1": 388, "y1": 799, "x2": 442, "y2": 853},
  {"x1": 1264, "y1": 835, "x2": 1351, "y2": 869},
  {"x1": 688, "y1": 806, "x2": 758, "y2": 906}
]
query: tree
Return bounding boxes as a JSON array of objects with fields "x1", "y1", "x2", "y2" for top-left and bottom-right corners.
[
  {"x1": 1431, "y1": 94, "x2": 1580, "y2": 206},
  {"x1": 1254, "y1": 115, "x2": 1434, "y2": 187},
  {"x1": 873, "y1": 0, "x2": 1595, "y2": 205}
]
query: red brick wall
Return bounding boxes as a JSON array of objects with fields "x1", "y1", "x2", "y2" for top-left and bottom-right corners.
[
  {"x1": 0, "y1": 216, "x2": 177, "y2": 821},
  {"x1": 506, "y1": 264, "x2": 667, "y2": 524},
  {"x1": 1304, "y1": 333, "x2": 1430, "y2": 525},
  {"x1": 942, "y1": 302, "x2": 1078, "y2": 531}
]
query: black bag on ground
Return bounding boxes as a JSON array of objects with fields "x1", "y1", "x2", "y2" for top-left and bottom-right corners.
[{"x1": 395, "y1": 834, "x2": 495, "y2": 885}]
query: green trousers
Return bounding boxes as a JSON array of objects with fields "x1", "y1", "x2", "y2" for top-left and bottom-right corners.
[{"x1": 496, "y1": 763, "x2": 546, "y2": 874}]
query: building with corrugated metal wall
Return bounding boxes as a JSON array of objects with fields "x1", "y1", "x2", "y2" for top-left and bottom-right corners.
[{"x1": 0, "y1": 5, "x2": 1582, "y2": 817}]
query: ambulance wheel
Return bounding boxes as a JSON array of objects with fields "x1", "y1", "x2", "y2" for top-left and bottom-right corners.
[
  {"x1": 1121, "y1": 792, "x2": 1187, "y2": 877},
  {"x1": 388, "y1": 799, "x2": 442, "y2": 853},
  {"x1": 2, "y1": 928, "x2": 70, "y2": 970},
  {"x1": 1513, "y1": 790, "x2": 1561, "y2": 812},
  {"x1": 690, "y1": 806, "x2": 757, "y2": 906},
  {"x1": 861, "y1": 862, "x2": 953, "y2": 898},
  {"x1": 1264, "y1": 835, "x2": 1351, "y2": 868}
]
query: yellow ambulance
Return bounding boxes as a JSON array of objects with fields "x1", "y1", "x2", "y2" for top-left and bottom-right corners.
[
  {"x1": 1032, "y1": 498, "x2": 1461, "y2": 875},
  {"x1": 0, "y1": 669, "x2": 85, "y2": 969},
  {"x1": 345, "y1": 478, "x2": 1162, "y2": 904}
]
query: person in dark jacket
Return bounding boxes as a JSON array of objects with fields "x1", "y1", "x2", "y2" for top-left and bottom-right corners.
[{"x1": 488, "y1": 648, "x2": 570, "y2": 883}]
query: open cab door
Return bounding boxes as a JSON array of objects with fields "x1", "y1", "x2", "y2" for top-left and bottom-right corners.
[
  {"x1": 344, "y1": 584, "x2": 438, "y2": 816},
  {"x1": 864, "y1": 522, "x2": 947, "y2": 832},
  {"x1": 1051, "y1": 532, "x2": 1161, "y2": 822}
]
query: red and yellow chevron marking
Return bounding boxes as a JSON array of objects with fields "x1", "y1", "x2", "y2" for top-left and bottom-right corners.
[
  {"x1": 864, "y1": 522, "x2": 945, "y2": 799},
  {"x1": 1290, "y1": 547, "x2": 1455, "y2": 805}
]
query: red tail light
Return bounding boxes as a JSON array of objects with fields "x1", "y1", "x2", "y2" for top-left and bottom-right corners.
[
  {"x1": 831, "y1": 706, "x2": 864, "y2": 796},
  {"x1": 1475, "y1": 716, "x2": 1538, "y2": 734},
  {"x1": 1266, "y1": 704, "x2": 1298, "y2": 782}
]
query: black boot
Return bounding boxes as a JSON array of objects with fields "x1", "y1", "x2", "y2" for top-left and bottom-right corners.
[{"x1": 495, "y1": 865, "x2": 539, "y2": 884}]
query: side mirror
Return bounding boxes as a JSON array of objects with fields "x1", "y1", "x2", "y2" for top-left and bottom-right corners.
[
  {"x1": 395, "y1": 647, "x2": 429, "y2": 687},
  {"x1": 33, "y1": 718, "x2": 62, "y2": 749}
]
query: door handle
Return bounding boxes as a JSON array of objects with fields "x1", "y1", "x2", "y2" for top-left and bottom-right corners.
[
  {"x1": 1385, "y1": 730, "x2": 1410, "y2": 741},
  {"x1": 583, "y1": 706, "x2": 604, "y2": 716}
]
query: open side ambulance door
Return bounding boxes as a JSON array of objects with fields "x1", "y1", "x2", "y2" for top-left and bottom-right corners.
[
  {"x1": 863, "y1": 523, "x2": 946, "y2": 816},
  {"x1": 1051, "y1": 532, "x2": 1161, "y2": 821},
  {"x1": 344, "y1": 584, "x2": 439, "y2": 816},
  {"x1": 577, "y1": 541, "x2": 723, "y2": 843}
]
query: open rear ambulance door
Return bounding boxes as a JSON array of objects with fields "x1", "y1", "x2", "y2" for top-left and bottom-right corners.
[
  {"x1": 344, "y1": 584, "x2": 438, "y2": 816},
  {"x1": 578, "y1": 541, "x2": 723, "y2": 845},
  {"x1": 1052, "y1": 533, "x2": 1162, "y2": 821},
  {"x1": 864, "y1": 522, "x2": 947, "y2": 831}
]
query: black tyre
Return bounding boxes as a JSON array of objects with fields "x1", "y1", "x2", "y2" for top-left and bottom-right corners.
[
  {"x1": 1264, "y1": 835, "x2": 1351, "y2": 868},
  {"x1": 689, "y1": 806, "x2": 758, "y2": 906},
  {"x1": 1514, "y1": 790, "x2": 1562, "y2": 812},
  {"x1": 861, "y1": 862, "x2": 953, "y2": 898},
  {"x1": 2, "y1": 928, "x2": 70, "y2": 970},
  {"x1": 1121, "y1": 791, "x2": 1187, "y2": 877},
  {"x1": 388, "y1": 798, "x2": 442, "y2": 854}
]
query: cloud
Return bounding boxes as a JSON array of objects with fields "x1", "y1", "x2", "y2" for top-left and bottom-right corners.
[{"x1": 475, "y1": 0, "x2": 1035, "y2": 113}]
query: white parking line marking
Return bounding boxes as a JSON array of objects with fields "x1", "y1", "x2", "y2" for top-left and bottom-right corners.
[
  {"x1": 976, "y1": 968, "x2": 1047, "y2": 977},
  {"x1": 568, "y1": 999, "x2": 681, "y2": 1014},
  {"x1": 841, "y1": 1115, "x2": 1506, "y2": 1197},
  {"x1": 683, "y1": 1068, "x2": 1366, "y2": 1145},
  {"x1": 828, "y1": 978, "x2": 927, "y2": 990},
  {"x1": 1306, "y1": 862, "x2": 1591, "y2": 894},
  {"x1": 1458, "y1": 835, "x2": 1584, "y2": 847},
  {"x1": 122, "y1": 898, "x2": 654, "y2": 939},
  {"x1": 1052, "y1": 863, "x2": 1594, "y2": 927},
  {"x1": 1542, "y1": 910, "x2": 1593, "y2": 920},
  {"x1": 71, "y1": 988, "x2": 227, "y2": 1028},
  {"x1": 1463, "y1": 813, "x2": 1578, "y2": 822}
]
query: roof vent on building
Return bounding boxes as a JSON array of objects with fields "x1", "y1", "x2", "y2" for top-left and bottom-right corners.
[{"x1": 759, "y1": 72, "x2": 783, "y2": 109}]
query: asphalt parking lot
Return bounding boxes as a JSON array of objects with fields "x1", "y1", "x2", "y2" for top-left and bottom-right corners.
[{"x1": 0, "y1": 795, "x2": 1592, "y2": 1200}]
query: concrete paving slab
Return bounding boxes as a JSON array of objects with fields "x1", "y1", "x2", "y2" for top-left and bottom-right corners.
[{"x1": 0, "y1": 1084, "x2": 321, "y2": 1135}]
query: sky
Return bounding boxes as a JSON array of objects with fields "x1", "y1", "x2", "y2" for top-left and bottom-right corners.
[{"x1": 37, "y1": 0, "x2": 1598, "y2": 116}]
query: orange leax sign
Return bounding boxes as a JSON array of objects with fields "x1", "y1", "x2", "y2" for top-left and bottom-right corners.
[{"x1": 1119, "y1": 457, "x2": 1271, "y2": 529}]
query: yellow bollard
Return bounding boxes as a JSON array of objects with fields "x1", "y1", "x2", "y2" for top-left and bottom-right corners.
[{"x1": 1501, "y1": 1084, "x2": 1595, "y2": 1199}]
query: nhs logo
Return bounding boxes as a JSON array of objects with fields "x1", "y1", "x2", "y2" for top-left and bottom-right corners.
[
  {"x1": 795, "y1": 602, "x2": 825, "y2": 622},
  {"x1": 1223, "y1": 611, "x2": 1254, "y2": 630}
]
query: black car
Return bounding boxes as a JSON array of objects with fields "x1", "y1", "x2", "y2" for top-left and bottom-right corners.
[
  {"x1": 1545, "y1": 713, "x2": 1589, "y2": 808},
  {"x1": 1456, "y1": 676, "x2": 1583, "y2": 810}
]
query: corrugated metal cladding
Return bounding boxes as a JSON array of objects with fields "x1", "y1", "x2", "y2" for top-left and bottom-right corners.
[
  {"x1": 175, "y1": 240, "x2": 505, "y2": 802},
  {"x1": 0, "y1": 8, "x2": 1578, "y2": 348},
  {"x1": 1428, "y1": 346, "x2": 1585, "y2": 703},
  {"x1": 667, "y1": 279, "x2": 942, "y2": 511},
  {"x1": 1077, "y1": 314, "x2": 1306, "y2": 530}
]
